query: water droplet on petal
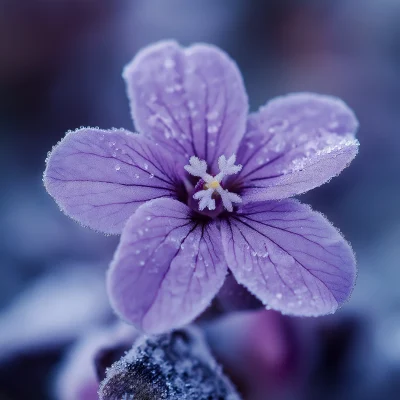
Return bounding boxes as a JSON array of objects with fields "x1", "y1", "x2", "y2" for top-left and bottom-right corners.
[
  {"x1": 206, "y1": 110, "x2": 219, "y2": 120},
  {"x1": 207, "y1": 125, "x2": 218, "y2": 134},
  {"x1": 164, "y1": 58, "x2": 175, "y2": 69}
]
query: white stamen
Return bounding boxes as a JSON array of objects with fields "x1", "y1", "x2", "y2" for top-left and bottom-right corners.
[{"x1": 184, "y1": 155, "x2": 242, "y2": 212}]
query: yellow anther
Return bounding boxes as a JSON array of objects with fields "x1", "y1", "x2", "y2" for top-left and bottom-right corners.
[{"x1": 206, "y1": 180, "x2": 220, "y2": 190}]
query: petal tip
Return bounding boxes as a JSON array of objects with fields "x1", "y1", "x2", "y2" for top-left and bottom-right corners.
[{"x1": 122, "y1": 39, "x2": 181, "y2": 80}]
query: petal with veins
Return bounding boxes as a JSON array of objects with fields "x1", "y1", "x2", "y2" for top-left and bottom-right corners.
[
  {"x1": 232, "y1": 93, "x2": 359, "y2": 202},
  {"x1": 221, "y1": 199, "x2": 356, "y2": 316},
  {"x1": 44, "y1": 128, "x2": 183, "y2": 234},
  {"x1": 124, "y1": 40, "x2": 248, "y2": 173},
  {"x1": 107, "y1": 198, "x2": 227, "y2": 334}
]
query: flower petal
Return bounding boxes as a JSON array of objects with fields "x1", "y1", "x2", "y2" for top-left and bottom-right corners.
[
  {"x1": 44, "y1": 128, "x2": 183, "y2": 234},
  {"x1": 220, "y1": 200, "x2": 356, "y2": 316},
  {"x1": 124, "y1": 40, "x2": 248, "y2": 173},
  {"x1": 107, "y1": 198, "x2": 227, "y2": 334},
  {"x1": 233, "y1": 93, "x2": 359, "y2": 202}
]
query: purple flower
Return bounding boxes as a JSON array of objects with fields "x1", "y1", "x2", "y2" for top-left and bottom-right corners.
[{"x1": 44, "y1": 40, "x2": 359, "y2": 334}]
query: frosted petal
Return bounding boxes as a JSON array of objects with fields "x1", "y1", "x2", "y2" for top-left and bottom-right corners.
[
  {"x1": 124, "y1": 40, "x2": 248, "y2": 173},
  {"x1": 232, "y1": 93, "x2": 359, "y2": 202},
  {"x1": 221, "y1": 200, "x2": 356, "y2": 316},
  {"x1": 44, "y1": 128, "x2": 183, "y2": 234},
  {"x1": 107, "y1": 198, "x2": 227, "y2": 334}
]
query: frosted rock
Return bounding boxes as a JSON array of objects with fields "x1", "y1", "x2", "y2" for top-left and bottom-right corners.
[{"x1": 99, "y1": 327, "x2": 242, "y2": 400}]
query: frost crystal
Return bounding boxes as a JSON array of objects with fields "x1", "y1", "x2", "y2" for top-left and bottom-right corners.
[
  {"x1": 184, "y1": 155, "x2": 242, "y2": 212},
  {"x1": 99, "y1": 327, "x2": 242, "y2": 400}
]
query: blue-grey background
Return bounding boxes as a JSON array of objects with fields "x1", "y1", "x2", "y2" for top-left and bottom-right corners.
[{"x1": 0, "y1": 1, "x2": 399, "y2": 399}]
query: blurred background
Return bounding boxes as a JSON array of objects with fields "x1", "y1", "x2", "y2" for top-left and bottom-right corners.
[{"x1": 0, "y1": 0, "x2": 399, "y2": 399}]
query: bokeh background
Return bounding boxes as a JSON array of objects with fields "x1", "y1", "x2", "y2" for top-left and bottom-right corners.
[{"x1": 0, "y1": 0, "x2": 399, "y2": 399}]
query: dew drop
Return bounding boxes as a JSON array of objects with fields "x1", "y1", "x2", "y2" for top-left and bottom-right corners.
[
  {"x1": 194, "y1": 268, "x2": 205, "y2": 278},
  {"x1": 328, "y1": 120, "x2": 339, "y2": 130},
  {"x1": 207, "y1": 125, "x2": 218, "y2": 134},
  {"x1": 246, "y1": 142, "x2": 255, "y2": 149},
  {"x1": 115, "y1": 164, "x2": 121, "y2": 171},
  {"x1": 164, "y1": 130, "x2": 171, "y2": 139},
  {"x1": 164, "y1": 58, "x2": 175, "y2": 69},
  {"x1": 206, "y1": 110, "x2": 219, "y2": 121}
]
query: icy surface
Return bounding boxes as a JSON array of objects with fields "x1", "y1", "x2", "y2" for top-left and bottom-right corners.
[{"x1": 99, "y1": 327, "x2": 241, "y2": 399}]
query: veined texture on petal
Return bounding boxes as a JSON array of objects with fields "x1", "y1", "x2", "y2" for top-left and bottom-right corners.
[
  {"x1": 233, "y1": 93, "x2": 359, "y2": 202},
  {"x1": 220, "y1": 200, "x2": 356, "y2": 316},
  {"x1": 124, "y1": 40, "x2": 248, "y2": 173},
  {"x1": 44, "y1": 128, "x2": 183, "y2": 234},
  {"x1": 107, "y1": 198, "x2": 227, "y2": 334}
]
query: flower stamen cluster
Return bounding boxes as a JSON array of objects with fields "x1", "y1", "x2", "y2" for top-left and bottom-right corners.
[{"x1": 184, "y1": 155, "x2": 242, "y2": 212}]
